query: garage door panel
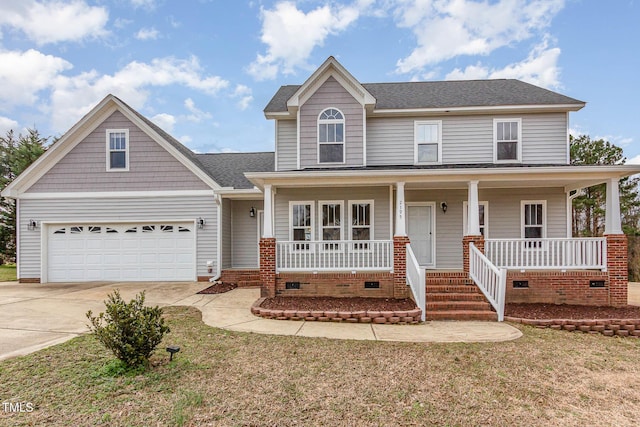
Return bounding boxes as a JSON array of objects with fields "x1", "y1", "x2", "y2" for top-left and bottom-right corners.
[{"x1": 47, "y1": 222, "x2": 196, "y2": 282}]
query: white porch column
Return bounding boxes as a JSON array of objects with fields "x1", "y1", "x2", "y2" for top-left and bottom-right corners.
[
  {"x1": 604, "y1": 178, "x2": 623, "y2": 235},
  {"x1": 467, "y1": 180, "x2": 480, "y2": 236},
  {"x1": 263, "y1": 184, "x2": 274, "y2": 238},
  {"x1": 394, "y1": 182, "x2": 407, "y2": 236}
]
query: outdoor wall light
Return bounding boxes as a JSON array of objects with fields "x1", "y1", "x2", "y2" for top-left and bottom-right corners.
[
  {"x1": 440, "y1": 202, "x2": 448, "y2": 213},
  {"x1": 197, "y1": 217, "x2": 206, "y2": 229},
  {"x1": 27, "y1": 219, "x2": 38, "y2": 231},
  {"x1": 249, "y1": 207, "x2": 256, "y2": 217},
  {"x1": 166, "y1": 345, "x2": 180, "y2": 361}
]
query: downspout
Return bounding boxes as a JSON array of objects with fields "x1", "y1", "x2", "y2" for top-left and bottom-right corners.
[
  {"x1": 210, "y1": 193, "x2": 223, "y2": 282},
  {"x1": 567, "y1": 188, "x2": 584, "y2": 237}
]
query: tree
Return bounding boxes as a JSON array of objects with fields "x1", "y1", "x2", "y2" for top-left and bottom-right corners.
[
  {"x1": 0, "y1": 129, "x2": 48, "y2": 261},
  {"x1": 570, "y1": 135, "x2": 640, "y2": 237}
]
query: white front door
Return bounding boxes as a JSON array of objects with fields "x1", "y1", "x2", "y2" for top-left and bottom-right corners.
[{"x1": 407, "y1": 203, "x2": 435, "y2": 267}]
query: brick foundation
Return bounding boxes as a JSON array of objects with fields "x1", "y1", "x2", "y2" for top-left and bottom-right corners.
[
  {"x1": 275, "y1": 272, "x2": 395, "y2": 298},
  {"x1": 505, "y1": 270, "x2": 610, "y2": 305},
  {"x1": 393, "y1": 236, "x2": 410, "y2": 299},
  {"x1": 462, "y1": 235, "x2": 484, "y2": 274},
  {"x1": 606, "y1": 234, "x2": 628, "y2": 307},
  {"x1": 18, "y1": 278, "x2": 40, "y2": 283},
  {"x1": 259, "y1": 238, "x2": 276, "y2": 298},
  {"x1": 220, "y1": 269, "x2": 261, "y2": 287}
]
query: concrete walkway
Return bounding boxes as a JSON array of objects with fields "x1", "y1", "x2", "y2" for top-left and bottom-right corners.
[{"x1": 0, "y1": 281, "x2": 525, "y2": 361}]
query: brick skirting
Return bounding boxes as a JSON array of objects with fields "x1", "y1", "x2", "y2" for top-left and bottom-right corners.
[
  {"x1": 275, "y1": 272, "x2": 395, "y2": 298},
  {"x1": 220, "y1": 269, "x2": 261, "y2": 287},
  {"x1": 506, "y1": 316, "x2": 640, "y2": 337},
  {"x1": 18, "y1": 278, "x2": 40, "y2": 283}
]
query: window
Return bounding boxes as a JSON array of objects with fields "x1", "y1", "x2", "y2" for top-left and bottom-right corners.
[
  {"x1": 107, "y1": 129, "x2": 129, "y2": 171},
  {"x1": 350, "y1": 200, "x2": 373, "y2": 249},
  {"x1": 320, "y1": 201, "x2": 343, "y2": 250},
  {"x1": 290, "y1": 202, "x2": 314, "y2": 250},
  {"x1": 522, "y1": 201, "x2": 546, "y2": 247},
  {"x1": 463, "y1": 201, "x2": 489, "y2": 236},
  {"x1": 318, "y1": 108, "x2": 345, "y2": 163},
  {"x1": 494, "y1": 119, "x2": 521, "y2": 162},
  {"x1": 414, "y1": 120, "x2": 442, "y2": 164}
]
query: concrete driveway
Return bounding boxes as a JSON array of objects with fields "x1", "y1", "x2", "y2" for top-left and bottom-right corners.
[{"x1": 0, "y1": 281, "x2": 205, "y2": 361}]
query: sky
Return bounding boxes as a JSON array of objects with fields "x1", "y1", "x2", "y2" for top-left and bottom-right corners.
[{"x1": 0, "y1": 0, "x2": 638, "y2": 163}]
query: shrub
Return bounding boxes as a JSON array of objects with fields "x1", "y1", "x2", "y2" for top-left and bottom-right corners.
[{"x1": 86, "y1": 290, "x2": 170, "y2": 368}]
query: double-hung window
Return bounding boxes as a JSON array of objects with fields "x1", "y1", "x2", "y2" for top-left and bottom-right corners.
[
  {"x1": 463, "y1": 201, "x2": 489, "y2": 236},
  {"x1": 318, "y1": 108, "x2": 345, "y2": 163},
  {"x1": 320, "y1": 201, "x2": 343, "y2": 250},
  {"x1": 494, "y1": 118, "x2": 521, "y2": 162},
  {"x1": 350, "y1": 200, "x2": 373, "y2": 250},
  {"x1": 107, "y1": 129, "x2": 129, "y2": 171},
  {"x1": 414, "y1": 120, "x2": 442, "y2": 164},
  {"x1": 522, "y1": 201, "x2": 545, "y2": 248},
  {"x1": 290, "y1": 202, "x2": 314, "y2": 250}
]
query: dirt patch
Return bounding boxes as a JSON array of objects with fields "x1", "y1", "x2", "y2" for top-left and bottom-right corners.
[
  {"x1": 506, "y1": 303, "x2": 640, "y2": 320},
  {"x1": 197, "y1": 282, "x2": 237, "y2": 294},
  {"x1": 260, "y1": 296, "x2": 417, "y2": 311}
]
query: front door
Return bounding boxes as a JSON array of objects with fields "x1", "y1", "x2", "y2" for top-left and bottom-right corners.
[{"x1": 407, "y1": 203, "x2": 435, "y2": 267}]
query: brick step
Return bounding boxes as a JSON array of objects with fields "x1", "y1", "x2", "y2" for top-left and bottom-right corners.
[
  {"x1": 427, "y1": 292, "x2": 488, "y2": 302},
  {"x1": 237, "y1": 280, "x2": 262, "y2": 287},
  {"x1": 425, "y1": 285, "x2": 482, "y2": 294},
  {"x1": 427, "y1": 301, "x2": 492, "y2": 311},
  {"x1": 426, "y1": 310, "x2": 498, "y2": 321},
  {"x1": 425, "y1": 278, "x2": 474, "y2": 286}
]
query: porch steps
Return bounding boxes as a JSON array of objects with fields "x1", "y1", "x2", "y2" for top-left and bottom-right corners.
[
  {"x1": 425, "y1": 275, "x2": 497, "y2": 321},
  {"x1": 220, "y1": 269, "x2": 261, "y2": 288}
]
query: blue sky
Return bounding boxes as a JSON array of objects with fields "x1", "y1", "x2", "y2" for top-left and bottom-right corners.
[{"x1": 0, "y1": 0, "x2": 638, "y2": 162}]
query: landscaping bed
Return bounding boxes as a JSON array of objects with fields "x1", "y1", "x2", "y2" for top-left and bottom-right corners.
[
  {"x1": 197, "y1": 282, "x2": 237, "y2": 294},
  {"x1": 506, "y1": 303, "x2": 640, "y2": 319}
]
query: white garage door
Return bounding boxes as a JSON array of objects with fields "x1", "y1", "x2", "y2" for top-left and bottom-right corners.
[{"x1": 47, "y1": 223, "x2": 195, "y2": 282}]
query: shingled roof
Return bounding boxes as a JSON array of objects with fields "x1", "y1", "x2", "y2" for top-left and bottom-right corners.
[
  {"x1": 195, "y1": 152, "x2": 274, "y2": 189},
  {"x1": 264, "y1": 79, "x2": 584, "y2": 113}
]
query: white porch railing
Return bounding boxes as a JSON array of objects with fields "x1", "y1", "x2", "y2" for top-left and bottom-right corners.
[
  {"x1": 406, "y1": 244, "x2": 426, "y2": 321},
  {"x1": 469, "y1": 242, "x2": 506, "y2": 321},
  {"x1": 276, "y1": 240, "x2": 393, "y2": 272},
  {"x1": 485, "y1": 238, "x2": 607, "y2": 270}
]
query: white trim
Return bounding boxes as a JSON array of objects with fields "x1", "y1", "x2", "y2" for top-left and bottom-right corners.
[
  {"x1": 414, "y1": 120, "x2": 442, "y2": 165},
  {"x1": 371, "y1": 103, "x2": 585, "y2": 115},
  {"x1": 296, "y1": 109, "x2": 301, "y2": 169},
  {"x1": 406, "y1": 202, "x2": 436, "y2": 268},
  {"x1": 362, "y1": 108, "x2": 367, "y2": 166},
  {"x1": 274, "y1": 120, "x2": 279, "y2": 172},
  {"x1": 106, "y1": 128, "x2": 130, "y2": 172},
  {"x1": 493, "y1": 118, "x2": 522, "y2": 163},
  {"x1": 566, "y1": 112, "x2": 570, "y2": 165},
  {"x1": 348, "y1": 199, "x2": 374, "y2": 241},
  {"x1": 318, "y1": 200, "x2": 344, "y2": 242},
  {"x1": 521, "y1": 200, "x2": 547, "y2": 239},
  {"x1": 289, "y1": 201, "x2": 315, "y2": 241},
  {"x1": 19, "y1": 190, "x2": 215, "y2": 199},
  {"x1": 389, "y1": 185, "x2": 393, "y2": 240},
  {"x1": 257, "y1": 210, "x2": 264, "y2": 262},
  {"x1": 216, "y1": 194, "x2": 222, "y2": 280},
  {"x1": 463, "y1": 201, "x2": 489, "y2": 237},
  {"x1": 317, "y1": 107, "x2": 346, "y2": 165},
  {"x1": 16, "y1": 199, "x2": 20, "y2": 280}
]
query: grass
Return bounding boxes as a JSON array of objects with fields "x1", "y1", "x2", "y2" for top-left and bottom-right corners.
[
  {"x1": 1, "y1": 306, "x2": 640, "y2": 426},
  {"x1": 0, "y1": 264, "x2": 16, "y2": 281}
]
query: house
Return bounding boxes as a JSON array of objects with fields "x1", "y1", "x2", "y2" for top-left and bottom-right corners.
[{"x1": 3, "y1": 56, "x2": 639, "y2": 321}]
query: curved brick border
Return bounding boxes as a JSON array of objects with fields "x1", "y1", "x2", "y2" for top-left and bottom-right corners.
[
  {"x1": 505, "y1": 316, "x2": 640, "y2": 337},
  {"x1": 251, "y1": 298, "x2": 423, "y2": 324}
]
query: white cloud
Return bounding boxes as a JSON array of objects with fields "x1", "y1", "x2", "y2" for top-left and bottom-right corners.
[
  {"x1": 135, "y1": 27, "x2": 160, "y2": 41},
  {"x1": 248, "y1": 1, "x2": 366, "y2": 80},
  {"x1": 232, "y1": 84, "x2": 253, "y2": 110},
  {"x1": 391, "y1": 0, "x2": 564, "y2": 75},
  {"x1": 0, "y1": 0, "x2": 109, "y2": 45},
  {"x1": 0, "y1": 116, "x2": 19, "y2": 135},
  {"x1": 627, "y1": 154, "x2": 640, "y2": 165},
  {"x1": 179, "y1": 135, "x2": 192, "y2": 144},
  {"x1": 151, "y1": 113, "x2": 176, "y2": 133},
  {"x1": 130, "y1": 0, "x2": 157, "y2": 8},
  {"x1": 184, "y1": 98, "x2": 213, "y2": 122},
  {"x1": 445, "y1": 39, "x2": 562, "y2": 89}
]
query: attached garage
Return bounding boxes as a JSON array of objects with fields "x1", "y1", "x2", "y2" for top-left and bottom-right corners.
[{"x1": 45, "y1": 222, "x2": 196, "y2": 282}]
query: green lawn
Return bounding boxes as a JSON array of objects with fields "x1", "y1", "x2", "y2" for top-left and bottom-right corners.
[
  {"x1": 0, "y1": 264, "x2": 16, "y2": 281},
  {"x1": 1, "y1": 306, "x2": 639, "y2": 426}
]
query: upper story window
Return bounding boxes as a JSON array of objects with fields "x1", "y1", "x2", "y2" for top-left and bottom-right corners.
[
  {"x1": 494, "y1": 118, "x2": 521, "y2": 162},
  {"x1": 106, "y1": 129, "x2": 129, "y2": 171},
  {"x1": 318, "y1": 108, "x2": 345, "y2": 163},
  {"x1": 414, "y1": 120, "x2": 442, "y2": 164}
]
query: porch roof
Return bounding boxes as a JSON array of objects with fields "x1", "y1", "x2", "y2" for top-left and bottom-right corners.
[{"x1": 245, "y1": 164, "x2": 640, "y2": 192}]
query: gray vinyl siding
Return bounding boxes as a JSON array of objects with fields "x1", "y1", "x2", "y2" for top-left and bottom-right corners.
[
  {"x1": 221, "y1": 198, "x2": 232, "y2": 269},
  {"x1": 18, "y1": 195, "x2": 217, "y2": 280},
  {"x1": 367, "y1": 113, "x2": 568, "y2": 166},
  {"x1": 231, "y1": 200, "x2": 263, "y2": 268},
  {"x1": 274, "y1": 187, "x2": 390, "y2": 241},
  {"x1": 276, "y1": 119, "x2": 297, "y2": 171},
  {"x1": 299, "y1": 77, "x2": 364, "y2": 168},
  {"x1": 29, "y1": 111, "x2": 209, "y2": 192}
]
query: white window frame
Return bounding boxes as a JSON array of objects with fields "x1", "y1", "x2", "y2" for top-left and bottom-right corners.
[
  {"x1": 106, "y1": 129, "x2": 130, "y2": 172},
  {"x1": 349, "y1": 199, "x2": 374, "y2": 250},
  {"x1": 521, "y1": 200, "x2": 546, "y2": 246},
  {"x1": 493, "y1": 118, "x2": 522, "y2": 163},
  {"x1": 414, "y1": 120, "x2": 442, "y2": 165},
  {"x1": 463, "y1": 201, "x2": 489, "y2": 237},
  {"x1": 317, "y1": 108, "x2": 346, "y2": 164},
  {"x1": 289, "y1": 201, "x2": 315, "y2": 250},
  {"x1": 319, "y1": 200, "x2": 343, "y2": 250}
]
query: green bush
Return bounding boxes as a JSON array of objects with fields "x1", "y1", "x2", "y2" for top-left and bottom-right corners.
[{"x1": 86, "y1": 290, "x2": 170, "y2": 368}]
